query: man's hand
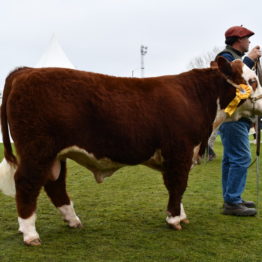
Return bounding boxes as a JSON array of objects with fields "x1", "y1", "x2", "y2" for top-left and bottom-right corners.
[{"x1": 248, "y1": 46, "x2": 261, "y2": 61}]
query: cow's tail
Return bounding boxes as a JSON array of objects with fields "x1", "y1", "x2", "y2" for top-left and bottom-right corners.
[
  {"x1": 0, "y1": 69, "x2": 26, "y2": 197},
  {"x1": 0, "y1": 69, "x2": 24, "y2": 166}
]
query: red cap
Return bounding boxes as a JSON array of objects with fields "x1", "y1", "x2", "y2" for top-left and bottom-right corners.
[{"x1": 225, "y1": 26, "x2": 254, "y2": 38}]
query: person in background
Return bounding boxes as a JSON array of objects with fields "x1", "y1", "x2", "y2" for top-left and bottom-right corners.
[
  {"x1": 216, "y1": 25, "x2": 261, "y2": 216},
  {"x1": 207, "y1": 129, "x2": 217, "y2": 161}
]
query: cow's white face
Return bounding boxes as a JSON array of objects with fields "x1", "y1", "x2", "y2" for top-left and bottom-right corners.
[
  {"x1": 226, "y1": 62, "x2": 262, "y2": 121},
  {"x1": 241, "y1": 64, "x2": 262, "y2": 114},
  {"x1": 213, "y1": 58, "x2": 262, "y2": 127}
]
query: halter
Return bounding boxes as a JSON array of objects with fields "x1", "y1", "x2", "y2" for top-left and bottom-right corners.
[
  {"x1": 250, "y1": 58, "x2": 262, "y2": 103},
  {"x1": 249, "y1": 94, "x2": 262, "y2": 103}
]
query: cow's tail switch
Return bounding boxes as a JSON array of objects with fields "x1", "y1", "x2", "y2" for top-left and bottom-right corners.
[{"x1": 0, "y1": 158, "x2": 16, "y2": 197}]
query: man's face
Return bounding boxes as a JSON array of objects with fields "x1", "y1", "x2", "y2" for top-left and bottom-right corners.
[{"x1": 238, "y1": 37, "x2": 250, "y2": 52}]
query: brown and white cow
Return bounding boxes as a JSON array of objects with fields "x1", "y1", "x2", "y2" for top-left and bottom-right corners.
[{"x1": 0, "y1": 57, "x2": 262, "y2": 246}]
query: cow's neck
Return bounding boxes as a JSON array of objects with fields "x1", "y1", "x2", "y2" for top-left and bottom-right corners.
[
  {"x1": 196, "y1": 68, "x2": 235, "y2": 109},
  {"x1": 184, "y1": 68, "x2": 235, "y2": 123},
  {"x1": 198, "y1": 69, "x2": 239, "y2": 132}
]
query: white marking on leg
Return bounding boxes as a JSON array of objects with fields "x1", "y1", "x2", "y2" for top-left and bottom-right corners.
[
  {"x1": 18, "y1": 213, "x2": 40, "y2": 245},
  {"x1": 166, "y1": 215, "x2": 181, "y2": 225},
  {"x1": 166, "y1": 203, "x2": 189, "y2": 229},
  {"x1": 0, "y1": 158, "x2": 16, "y2": 197},
  {"x1": 180, "y1": 203, "x2": 189, "y2": 223},
  {"x1": 179, "y1": 203, "x2": 186, "y2": 220},
  {"x1": 58, "y1": 201, "x2": 82, "y2": 228}
]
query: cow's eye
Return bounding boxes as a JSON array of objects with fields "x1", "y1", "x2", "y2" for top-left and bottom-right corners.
[{"x1": 248, "y1": 79, "x2": 258, "y2": 90}]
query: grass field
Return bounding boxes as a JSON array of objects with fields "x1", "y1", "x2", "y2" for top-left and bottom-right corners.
[{"x1": 0, "y1": 140, "x2": 262, "y2": 262}]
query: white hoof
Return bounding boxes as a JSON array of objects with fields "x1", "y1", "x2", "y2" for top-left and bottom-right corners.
[
  {"x1": 18, "y1": 214, "x2": 40, "y2": 246},
  {"x1": 166, "y1": 215, "x2": 182, "y2": 230},
  {"x1": 181, "y1": 218, "x2": 190, "y2": 224},
  {"x1": 59, "y1": 201, "x2": 82, "y2": 228},
  {"x1": 166, "y1": 203, "x2": 188, "y2": 229},
  {"x1": 67, "y1": 216, "x2": 82, "y2": 228},
  {"x1": 24, "y1": 237, "x2": 41, "y2": 246}
]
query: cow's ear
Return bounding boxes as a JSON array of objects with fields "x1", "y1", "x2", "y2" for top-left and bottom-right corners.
[
  {"x1": 217, "y1": 56, "x2": 233, "y2": 76},
  {"x1": 210, "y1": 60, "x2": 218, "y2": 68}
]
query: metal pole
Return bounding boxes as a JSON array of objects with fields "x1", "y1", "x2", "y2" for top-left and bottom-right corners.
[
  {"x1": 256, "y1": 152, "x2": 260, "y2": 216},
  {"x1": 140, "y1": 45, "x2": 148, "y2": 78},
  {"x1": 255, "y1": 115, "x2": 261, "y2": 215}
]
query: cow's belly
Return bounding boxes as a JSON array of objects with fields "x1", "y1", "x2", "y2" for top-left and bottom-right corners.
[
  {"x1": 57, "y1": 146, "x2": 125, "y2": 183},
  {"x1": 54, "y1": 146, "x2": 165, "y2": 183}
]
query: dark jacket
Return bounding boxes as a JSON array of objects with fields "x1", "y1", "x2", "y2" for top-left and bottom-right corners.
[{"x1": 216, "y1": 45, "x2": 255, "y2": 69}]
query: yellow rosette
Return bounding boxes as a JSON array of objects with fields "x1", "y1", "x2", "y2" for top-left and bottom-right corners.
[{"x1": 224, "y1": 84, "x2": 251, "y2": 116}]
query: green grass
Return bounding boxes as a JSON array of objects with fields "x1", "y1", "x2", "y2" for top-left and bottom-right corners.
[{"x1": 0, "y1": 140, "x2": 262, "y2": 262}]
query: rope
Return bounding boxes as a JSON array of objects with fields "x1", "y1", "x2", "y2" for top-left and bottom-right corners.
[{"x1": 249, "y1": 157, "x2": 257, "y2": 168}]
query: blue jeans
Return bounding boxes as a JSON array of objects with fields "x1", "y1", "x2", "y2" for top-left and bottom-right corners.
[{"x1": 219, "y1": 120, "x2": 251, "y2": 204}]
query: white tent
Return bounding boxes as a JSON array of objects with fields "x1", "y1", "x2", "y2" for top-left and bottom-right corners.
[{"x1": 35, "y1": 34, "x2": 75, "y2": 69}]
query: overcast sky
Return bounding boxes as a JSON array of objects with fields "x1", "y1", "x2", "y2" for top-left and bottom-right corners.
[{"x1": 1, "y1": 0, "x2": 262, "y2": 91}]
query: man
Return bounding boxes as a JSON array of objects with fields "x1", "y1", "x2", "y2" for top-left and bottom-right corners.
[{"x1": 216, "y1": 25, "x2": 261, "y2": 216}]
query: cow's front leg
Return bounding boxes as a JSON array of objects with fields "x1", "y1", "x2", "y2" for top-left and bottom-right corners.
[
  {"x1": 166, "y1": 203, "x2": 189, "y2": 229},
  {"x1": 162, "y1": 158, "x2": 191, "y2": 230}
]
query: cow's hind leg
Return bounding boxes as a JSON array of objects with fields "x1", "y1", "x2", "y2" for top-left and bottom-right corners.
[
  {"x1": 162, "y1": 156, "x2": 191, "y2": 230},
  {"x1": 44, "y1": 160, "x2": 82, "y2": 228},
  {"x1": 15, "y1": 162, "x2": 48, "y2": 246}
]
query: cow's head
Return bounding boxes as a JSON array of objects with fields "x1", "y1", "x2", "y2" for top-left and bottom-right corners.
[{"x1": 216, "y1": 56, "x2": 262, "y2": 121}]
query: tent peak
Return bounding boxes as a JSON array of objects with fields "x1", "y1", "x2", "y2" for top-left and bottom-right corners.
[{"x1": 35, "y1": 35, "x2": 75, "y2": 69}]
